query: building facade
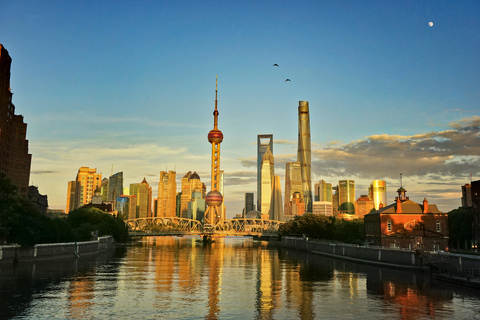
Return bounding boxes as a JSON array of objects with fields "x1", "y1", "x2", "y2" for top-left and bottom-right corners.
[
  {"x1": 355, "y1": 195, "x2": 374, "y2": 219},
  {"x1": 108, "y1": 172, "x2": 123, "y2": 203},
  {"x1": 244, "y1": 192, "x2": 255, "y2": 217},
  {"x1": 364, "y1": 188, "x2": 449, "y2": 251},
  {"x1": 116, "y1": 195, "x2": 137, "y2": 220},
  {"x1": 257, "y1": 134, "x2": 273, "y2": 211},
  {"x1": 461, "y1": 183, "x2": 472, "y2": 207},
  {"x1": 269, "y1": 175, "x2": 284, "y2": 221},
  {"x1": 314, "y1": 180, "x2": 332, "y2": 202},
  {"x1": 157, "y1": 171, "x2": 177, "y2": 218},
  {"x1": 260, "y1": 146, "x2": 274, "y2": 216},
  {"x1": 338, "y1": 180, "x2": 355, "y2": 216},
  {"x1": 0, "y1": 45, "x2": 31, "y2": 197},
  {"x1": 284, "y1": 161, "x2": 302, "y2": 217},
  {"x1": 67, "y1": 167, "x2": 102, "y2": 212},
  {"x1": 180, "y1": 171, "x2": 205, "y2": 219},
  {"x1": 369, "y1": 180, "x2": 387, "y2": 210},
  {"x1": 297, "y1": 101, "x2": 312, "y2": 213},
  {"x1": 130, "y1": 178, "x2": 152, "y2": 219},
  {"x1": 312, "y1": 201, "x2": 333, "y2": 216}
]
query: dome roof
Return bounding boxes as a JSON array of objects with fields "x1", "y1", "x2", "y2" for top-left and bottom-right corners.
[{"x1": 190, "y1": 171, "x2": 200, "y2": 180}]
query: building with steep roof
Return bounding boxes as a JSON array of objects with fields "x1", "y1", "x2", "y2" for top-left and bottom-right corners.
[
  {"x1": 130, "y1": 178, "x2": 152, "y2": 218},
  {"x1": 364, "y1": 187, "x2": 449, "y2": 251},
  {"x1": 180, "y1": 171, "x2": 205, "y2": 219}
]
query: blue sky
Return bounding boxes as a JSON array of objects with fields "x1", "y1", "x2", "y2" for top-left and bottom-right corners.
[{"x1": 1, "y1": 0, "x2": 479, "y2": 217}]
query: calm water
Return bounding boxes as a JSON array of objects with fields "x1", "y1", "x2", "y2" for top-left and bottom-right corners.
[{"x1": 1, "y1": 236, "x2": 480, "y2": 319}]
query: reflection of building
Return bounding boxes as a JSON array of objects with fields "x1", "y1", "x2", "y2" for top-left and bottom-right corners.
[
  {"x1": 369, "y1": 180, "x2": 387, "y2": 210},
  {"x1": 130, "y1": 178, "x2": 152, "y2": 218},
  {"x1": 260, "y1": 146, "x2": 274, "y2": 216},
  {"x1": 269, "y1": 175, "x2": 284, "y2": 221},
  {"x1": 284, "y1": 161, "x2": 302, "y2": 217},
  {"x1": 364, "y1": 187, "x2": 449, "y2": 250},
  {"x1": 338, "y1": 180, "x2": 355, "y2": 215},
  {"x1": 257, "y1": 134, "x2": 273, "y2": 211},
  {"x1": 355, "y1": 195, "x2": 374, "y2": 218},
  {"x1": 297, "y1": 101, "x2": 312, "y2": 213},
  {"x1": 157, "y1": 171, "x2": 177, "y2": 218},
  {"x1": 67, "y1": 167, "x2": 102, "y2": 212},
  {"x1": 0, "y1": 45, "x2": 32, "y2": 198}
]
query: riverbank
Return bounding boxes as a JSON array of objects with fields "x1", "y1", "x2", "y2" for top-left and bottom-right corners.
[{"x1": 0, "y1": 236, "x2": 115, "y2": 264}]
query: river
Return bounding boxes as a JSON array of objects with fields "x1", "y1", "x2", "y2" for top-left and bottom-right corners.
[{"x1": 1, "y1": 236, "x2": 479, "y2": 319}]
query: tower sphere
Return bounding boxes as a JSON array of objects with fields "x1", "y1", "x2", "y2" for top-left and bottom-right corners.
[
  {"x1": 208, "y1": 129, "x2": 223, "y2": 143},
  {"x1": 206, "y1": 190, "x2": 223, "y2": 207}
]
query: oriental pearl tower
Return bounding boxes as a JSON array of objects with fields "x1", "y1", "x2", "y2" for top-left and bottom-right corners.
[{"x1": 204, "y1": 76, "x2": 223, "y2": 228}]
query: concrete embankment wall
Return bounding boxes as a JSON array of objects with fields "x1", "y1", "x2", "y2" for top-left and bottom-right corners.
[
  {"x1": 282, "y1": 236, "x2": 425, "y2": 269},
  {"x1": 0, "y1": 236, "x2": 114, "y2": 264}
]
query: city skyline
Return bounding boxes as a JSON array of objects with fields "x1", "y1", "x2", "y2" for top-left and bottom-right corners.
[{"x1": 1, "y1": 1, "x2": 479, "y2": 217}]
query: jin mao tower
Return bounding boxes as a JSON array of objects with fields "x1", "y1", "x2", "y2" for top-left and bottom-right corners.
[{"x1": 204, "y1": 76, "x2": 224, "y2": 227}]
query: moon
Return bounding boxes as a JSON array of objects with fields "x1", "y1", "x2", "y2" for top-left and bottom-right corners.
[{"x1": 429, "y1": 22, "x2": 433, "y2": 27}]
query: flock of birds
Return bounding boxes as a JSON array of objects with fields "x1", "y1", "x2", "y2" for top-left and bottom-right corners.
[{"x1": 272, "y1": 64, "x2": 291, "y2": 82}]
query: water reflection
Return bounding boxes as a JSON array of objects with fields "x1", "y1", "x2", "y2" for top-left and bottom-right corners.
[{"x1": 1, "y1": 237, "x2": 480, "y2": 319}]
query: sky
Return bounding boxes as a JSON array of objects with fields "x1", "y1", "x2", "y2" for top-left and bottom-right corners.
[{"x1": 1, "y1": 0, "x2": 479, "y2": 218}]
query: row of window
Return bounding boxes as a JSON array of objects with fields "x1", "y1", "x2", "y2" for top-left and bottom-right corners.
[{"x1": 387, "y1": 220, "x2": 442, "y2": 232}]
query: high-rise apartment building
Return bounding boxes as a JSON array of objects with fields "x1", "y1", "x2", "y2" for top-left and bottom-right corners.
[
  {"x1": 338, "y1": 180, "x2": 355, "y2": 215},
  {"x1": 297, "y1": 101, "x2": 312, "y2": 212},
  {"x1": 130, "y1": 178, "x2": 152, "y2": 218},
  {"x1": 369, "y1": 180, "x2": 387, "y2": 210},
  {"x1": 269, "y1": 175, "x2": 284, "y2": 221},
  {"x1": 314, "y1": 180, "x2": 332, "y2": 202},
  {"x1": 0, "y1": 45, "x2": 31, "y2": 197},
  {"x1": 244, "y1": 193, "x2": 254, "y2": 217},
  {"x1": 180, "y1": 171, "x2": 205, "y2": 219},
  {"x1": 462, "y1": 183, "x2": 472, "y2": 207},
  {"x1": 284, "y1": 161, "x2": 302, "y2": 216},
  {"x1": 66, "y1": 167, "x2": 102, "y2": 212},
  {"x1": 116, "y1": 195, "x2": 137, "y2": 220},
  {"x1": 157, "y1": 171, "x2": 177, "y2": 218},
  {"x1": 257, "y1": 134, "x2": 273, "y2": 211},
  {"x1": 260, "y1": 146, "x2": 274, "y2": 216},
  {"x1": 312, "y1": 201, "x2": 333, "y2": 216},
  {"x1": 108, "y1": 172, "x2": 123, "y2": 203}
]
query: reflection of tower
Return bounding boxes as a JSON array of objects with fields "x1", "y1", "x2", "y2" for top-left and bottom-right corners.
[
  {"x1": 257, "y1": 134, "x2": 273, "y2": 211},
  {"x1": 204, "y1": 76, "x2": 224, "y2": 226},
  {"x1": 297, "y1": 101, "x2": 312, "y2": 212}
]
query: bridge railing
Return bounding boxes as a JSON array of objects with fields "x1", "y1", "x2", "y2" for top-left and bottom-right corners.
[{"x1": 125, "y1": 217, "x2": 284, "y2": 235}]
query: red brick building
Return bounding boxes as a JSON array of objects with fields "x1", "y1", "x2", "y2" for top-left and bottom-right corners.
[{"x1": 364, "y1": 187, "x2": 449, "y2": 251}]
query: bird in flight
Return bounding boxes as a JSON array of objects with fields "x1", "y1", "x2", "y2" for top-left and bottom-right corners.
[
  {"x1": 285, "y1": 79, "x2": 291, "y2": 82},
  {"x1": 272, "y1": 64, "x2": 279, "y2": 67}
]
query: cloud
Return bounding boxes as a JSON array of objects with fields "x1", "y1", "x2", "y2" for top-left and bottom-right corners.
[
  {"x1": 239, "y1": 157, "x2": 256, "y2": 167},
  {"x1": 31, "y1": 170, "x2": 57, "y2": 174},
  {"x1": 311, "y1": 117, "x2": 480, "y2": 180}
]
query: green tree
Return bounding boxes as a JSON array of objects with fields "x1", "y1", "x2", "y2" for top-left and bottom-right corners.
[{"x1": 448, "y1": 207, "x2": 474, "y2": 250}]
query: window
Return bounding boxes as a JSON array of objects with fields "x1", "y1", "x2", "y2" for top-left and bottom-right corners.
[
  {"x1": 387, "y1": 220, "x2": 392, "y2": 232},
  {"x1": 436, "y1": 221, "x2": 441, "y2": 232}
]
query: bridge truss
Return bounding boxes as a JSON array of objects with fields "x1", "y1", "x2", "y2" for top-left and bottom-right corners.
[{"x1": 125, "y1": 217, "x2": 284, "y2": 237}]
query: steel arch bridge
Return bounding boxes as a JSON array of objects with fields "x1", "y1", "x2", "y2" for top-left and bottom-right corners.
[{"x1": 125, "y1": 217, "x2": 284, "y2": 237}]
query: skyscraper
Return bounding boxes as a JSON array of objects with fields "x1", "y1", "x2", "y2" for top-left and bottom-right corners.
[
  {"x1": 260, "y1": 146, "x2": 274, "y2": 216},
  {"x1": 297, "y1": 101, "x2": 312, "y2": 213},
  {"x1": 284, "y1": 161, "x2": 302, "y2": 216},
  {"x1": 181, "y1": 171, "x2": 205, "y2": 219},
  {"x1": 0, "y1": 45, "x2": 31, "y2": 197},
  {"x1": 314, "y1": 180, "x2": 332, "y2": 202},
  {"x1": 338, "y1": 180, "x2": 355, "y2": 215},
  {"x1": 68, "y1": 167, "x2": 102, "y2": 211},
  {"x1": 369, "y1": 180, "x2": 387, "y2": 210},
  {"x1": 257, "y1": 134, "x2": 273, "y2": 211},
  {"x1": 157, "y1": 171, "x2": 177, "y2": 218},
  {"x1": 244, "y1": 193, "x2": 254, "y2": 217},
  {"x1": 130, "y1": 178, "x2": 152, "y2": 218},
  {"x1": 269, "y1": 175, "x2": 284, "y2": 221},
  {"x1": 108, "y1": 172, "x2": 123, "y2": 203}
]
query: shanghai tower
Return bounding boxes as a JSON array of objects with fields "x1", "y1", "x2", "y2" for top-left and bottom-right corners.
[{"x1": 297, "y1": 101, "x2": 312, "y2": 212}]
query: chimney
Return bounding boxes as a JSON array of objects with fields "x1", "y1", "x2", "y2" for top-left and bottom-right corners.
[
  {"x1": 396, "y1": 197, "x2": 403, "y2": 213},
  {"x1": 423, "y1": 198, "x2": 429, "y2": 214}
]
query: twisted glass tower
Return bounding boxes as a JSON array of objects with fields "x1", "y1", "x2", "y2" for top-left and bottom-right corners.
[{"x1": 297, "y1": 101, "x2": 312, "y2": 212}]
